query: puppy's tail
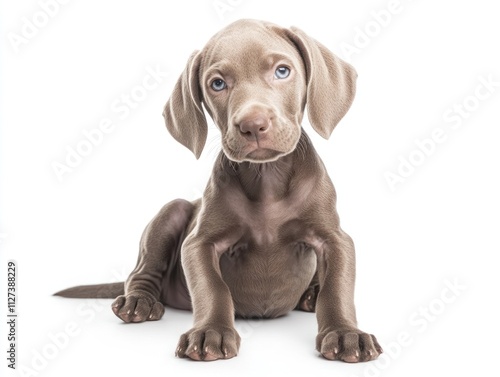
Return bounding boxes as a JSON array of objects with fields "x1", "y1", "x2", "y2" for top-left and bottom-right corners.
[{"x1": 53, "y1": 282, "x2": 124, "y2": 298}]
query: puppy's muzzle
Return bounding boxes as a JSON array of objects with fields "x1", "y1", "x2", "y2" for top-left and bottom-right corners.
[{"x1": 238, "y1": 113, "x2": 271, "y2": 141}]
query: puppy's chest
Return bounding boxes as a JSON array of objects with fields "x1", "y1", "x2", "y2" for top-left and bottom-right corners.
[
  {"x1": 219, "y1": 195, "x2": 318, "y2": 317},
  {"x1": 220, "y1": 178, "x2": 322, "y2": 252},
  {"x1": 239, "y1": 200, "x2": 300, "y2": 246},
  {"x1": 220, "y1": 204, "x2": 317, "y2": 318}
]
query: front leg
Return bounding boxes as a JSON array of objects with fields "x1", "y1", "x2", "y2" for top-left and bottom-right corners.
[
  {"x1": 315, "y1": 229, "x2": 382, "y2": 362},
  {"x1": 175, "y1": 234, "x2": 241, "y2": 361}
]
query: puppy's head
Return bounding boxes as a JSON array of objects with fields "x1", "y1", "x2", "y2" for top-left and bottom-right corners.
[{"x1": 163, "y1": 19, "x2": 357, "y2": 162}]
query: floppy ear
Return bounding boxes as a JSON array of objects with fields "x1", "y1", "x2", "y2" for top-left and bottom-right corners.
[
  {"x1": 163, "y1": 51, "x2": 207, "y2": 159},
  {"x1": 286, "y1": 27, "x2": 357, "y2": 139}
]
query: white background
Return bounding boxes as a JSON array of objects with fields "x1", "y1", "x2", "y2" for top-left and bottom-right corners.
[{"x1": 1, "y1": 0, "x2": 500, "y2": 376}]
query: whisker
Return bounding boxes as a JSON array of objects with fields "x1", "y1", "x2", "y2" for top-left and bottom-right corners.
[{"x1": 206, "y1": 134, "x2": 222, "y2": 160}]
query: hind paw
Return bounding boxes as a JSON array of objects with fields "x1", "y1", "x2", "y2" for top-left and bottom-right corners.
[{"x1": 297, "y1": 284, "x2": 319, "y2": 312}]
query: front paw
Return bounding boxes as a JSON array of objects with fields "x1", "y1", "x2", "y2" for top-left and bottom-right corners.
[
  {"x1": 111, "y1": 290, "x2": 165, "y2": 323},
  {"x1": 316, "y1": 329, "x2": 382, "y2": 362},
  {"x1": 176, "y1": 325, "x2": 241, "y2": 361}
]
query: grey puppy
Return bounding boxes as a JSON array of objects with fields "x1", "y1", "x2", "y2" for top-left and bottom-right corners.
[{"x1": 55, "y1": 19, "x2": 382, "y2": 362}]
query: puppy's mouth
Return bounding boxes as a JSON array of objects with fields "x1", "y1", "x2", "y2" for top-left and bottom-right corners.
[
  {"x1": 223, "y1": 143, "x2": 294, "y2": 163},
  {"x1": 245, "y1": 148, "x2": 285, "y2": 162}
]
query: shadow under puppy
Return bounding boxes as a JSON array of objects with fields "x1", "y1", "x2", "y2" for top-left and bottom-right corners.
[{"x1": 55, "y1": 19, "x2": 382, "y2": 362}]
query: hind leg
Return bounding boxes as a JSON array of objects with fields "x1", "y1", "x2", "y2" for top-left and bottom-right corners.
[
  {"x1": 112, "y1": 199, "x2": 196, "y2": 323},
  {"x1": 296, "y1": 273, "x2": 319, "y2": 312}
]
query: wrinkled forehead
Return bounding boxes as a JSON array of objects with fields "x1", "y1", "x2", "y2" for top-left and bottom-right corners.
[{"x1": 200, "y1": 22, "x2": 302, "y2": 75}]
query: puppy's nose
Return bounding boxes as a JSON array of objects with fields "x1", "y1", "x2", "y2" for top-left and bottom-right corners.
[{"x1": 239, "y1": 115, "x2": 270, "y2": 139}]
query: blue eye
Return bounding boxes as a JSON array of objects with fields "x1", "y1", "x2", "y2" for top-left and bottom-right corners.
[
  {"x1": 274, "y1": 66, "x2": 290, "y2": 79},
  {"x1": 211, "y1": 78, "x2": 227, "y2": 91}
]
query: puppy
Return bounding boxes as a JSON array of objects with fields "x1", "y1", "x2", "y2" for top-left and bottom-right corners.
[{"x1": 55, "y1": 19, "x2": 382, "y2": 362}]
